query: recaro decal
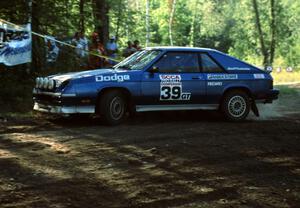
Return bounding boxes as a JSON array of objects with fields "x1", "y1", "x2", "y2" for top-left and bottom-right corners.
[
  {"x1": 95, "y1": 74, "x2": 130, "y2": 82},
  {"x1": 207, "y1": 74, "x2": 238, "y2": 80},
  {"x1": 159, "y1": 75, "x2": 191, "y2": 100},
  {"x1": 207, "y1": 81, "x2": 222, "y2": 86}
]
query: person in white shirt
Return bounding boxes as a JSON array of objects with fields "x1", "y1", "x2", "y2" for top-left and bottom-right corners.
[
  {"x1": 72, "y1": 31, "x2": 89, "y2": 67},
  {"x1": 106, "y1": 36, "x2": 118, "y2": 65},
  {"x1": 45, "y1": 36, "x2": 59, "y2": 63}
]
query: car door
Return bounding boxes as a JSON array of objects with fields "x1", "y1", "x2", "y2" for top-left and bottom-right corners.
[
  {"x1": 139, "y1": 51, "x2": 206, "y2": 107},
  {"x1": 199, "y1": 53, "x2": 231, "y2": 104}
]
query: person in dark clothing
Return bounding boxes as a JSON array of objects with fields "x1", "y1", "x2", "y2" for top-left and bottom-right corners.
[
  {"x1": 122, "y1": 41, "x2": 136, "y2": 57},
  {"x1": 133, "y1": 40, "x2": 141, "y2": 50},
  {"x1": 89, "y1": 32, "x2": 106, "y2": 69}
]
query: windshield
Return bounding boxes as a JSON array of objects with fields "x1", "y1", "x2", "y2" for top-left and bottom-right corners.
[{"x1": 114, "y1": 50, "x2": 161, "y2": 70}]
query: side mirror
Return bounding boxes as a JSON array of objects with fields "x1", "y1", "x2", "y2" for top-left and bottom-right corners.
[{"x1": 149, "y1": 66, "x2": 159, "y2": 74}]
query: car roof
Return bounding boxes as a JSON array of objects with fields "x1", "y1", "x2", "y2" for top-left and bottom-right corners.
[{"x1": 145, "y1": 46, "x2": 219, "y2": 52}]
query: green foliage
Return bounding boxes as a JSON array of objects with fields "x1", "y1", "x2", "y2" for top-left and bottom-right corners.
[{"x1": 1, "y1": 0, "x2": 299, "y2": 68}]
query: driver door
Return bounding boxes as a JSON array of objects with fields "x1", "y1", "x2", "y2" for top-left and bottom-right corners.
[{"x1": 140, "y1": 52, "x2": 206, "y2": 106}]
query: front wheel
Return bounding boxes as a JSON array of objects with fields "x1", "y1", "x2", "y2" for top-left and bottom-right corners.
[
  {"x1": 221, "y1": 90, "x2": 250, "y2": 121},
  {"x1": 99, "y1": 90, "x2": 127, "y2": 125}
]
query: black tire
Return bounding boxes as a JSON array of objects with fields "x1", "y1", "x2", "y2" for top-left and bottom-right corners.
[
  {"x1": 221, "y1": 90, "x2": 250, "y2": 121},
  {"x1": 98, "y1": 90, "x2": 127, "y2": 125}
]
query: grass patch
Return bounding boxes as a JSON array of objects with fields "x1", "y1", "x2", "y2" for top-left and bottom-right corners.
[
  {"x1": 272, "y1": 70, "x2": 300, "y2": 85},
  {"x1": 276, "y1": 85, "x2": 299, "y2": 95}
]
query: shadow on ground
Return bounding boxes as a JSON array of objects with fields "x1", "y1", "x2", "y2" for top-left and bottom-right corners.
[{"x1": 0, "y1": 108, "x2": 300, "y2": 207}]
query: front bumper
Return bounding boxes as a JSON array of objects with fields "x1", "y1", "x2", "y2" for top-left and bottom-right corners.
[
  {"x1": 255, "y1": 89, "x2": 279, "y2": 104},
  {"x1": 264, "y1": 89, "x2": 279, "y2": 103},
  {"x1": 33, "y1": 102, "x2": 95, "y2": 114},
  {"x1": 33, "y1": 88, "x2": 96, "y2": 114}
]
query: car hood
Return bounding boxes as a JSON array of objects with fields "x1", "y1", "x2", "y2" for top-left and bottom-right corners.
[{"x1": 48, "y1": 68, "x2": 118, "y2": 83}]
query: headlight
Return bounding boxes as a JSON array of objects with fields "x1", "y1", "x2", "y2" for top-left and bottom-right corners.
[
  {"x1": 39, "y1": 78, "x2": 44, "y2": 88},
  {"x1": 37, "y1": 77, "x2": 43, "y2": 88},
  {"x1": 47, "y1": 79, "x2": 55, "y2": 90},
  {"x1": 35, "y1": 77, "x2": 40, "y2": 88},
  {"x1": 42, "y1": 78, "x2": 48, "y2": 89},
  {"x1": 55, "y1": 80, "x2": 62, "y2": 88}
]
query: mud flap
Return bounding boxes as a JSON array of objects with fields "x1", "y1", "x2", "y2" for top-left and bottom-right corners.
[{"x1": 251, "y1": 101, "x2": 259, "y2": 117}]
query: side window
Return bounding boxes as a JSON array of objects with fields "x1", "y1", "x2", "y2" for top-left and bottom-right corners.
[
  {"x1": 200, "y1": 54, "x2": 223, "y2": 73},
  {"x1": 153, "y1": 52, "x2": 200, "y2": 73}
]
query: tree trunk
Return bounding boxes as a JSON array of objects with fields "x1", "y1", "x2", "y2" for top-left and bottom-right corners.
[
  {"x1": 31, "y1": 0, "x2": 46, "y2": 71},
  {"x1": 168, "y1": 0, "x2": 176, "y2": 46},
  {"x1": 92, "y1": 0, "x2": 109, "y2": 45},
  {"x1": 189, "y1": 0, "x2": 199, "y2": 47},
  {"x1": 124, "y1": 0, "x2": 129, "y2": 39},
  {"x1": 79, "y1": 0, "x2": 85, "y2": 32},
  {"x1": 269, "y1": 0, "x2": 276, "y2": 65},
  {"x1": 27, "y1": 0, "x2": 32, "y2": 73},
  {"x1": 252, "y1": 0, "x2": 268, "y2": 66},
  {"x1": 115, "y1": 0, "x2": 122, "y2": 41},
  {"x1": 145, "y1": 0, "x2": 150, "y2": 46}
]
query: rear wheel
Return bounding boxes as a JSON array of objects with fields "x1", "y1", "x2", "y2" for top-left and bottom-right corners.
[
  {"x1": 222, "y1": 90, "x2": 250, "y2": 121},
  {"x1": 98, "y1": 90, "x2": 127, "y2": 125}
]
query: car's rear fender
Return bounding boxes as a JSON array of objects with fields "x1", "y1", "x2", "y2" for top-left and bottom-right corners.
[{"x1": 221, "y1": 85, "x2": 254, "y2": 103}]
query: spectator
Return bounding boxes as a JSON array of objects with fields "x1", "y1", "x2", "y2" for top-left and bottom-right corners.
[
  {"x1": 72, "y1": 31, "x2": 89, "y2": 68},
  {"x1": 45, "y1": 37, "x2": 59, "y2": 63},
  {"x1": 78, "y1": 31, "x2": 89, "y2": 57},
  {"x1": 122, "y1": 41, "x2": 136, "y2": 57},
  {"x1": 0, "y1": 28, "x2": 5, "y2": 47},
  {"x1": 106, "y1": 36, "x2": 118, "y2": 65},
  {"x1": 45, "y1": 36, "x2": 60, "y2": 70},
  {"x1": 133, "y1": 40, "x2": 141, "y2": 50},
  {"x1": 89, "y1": 32, "x2": 105, "y2": 69}
]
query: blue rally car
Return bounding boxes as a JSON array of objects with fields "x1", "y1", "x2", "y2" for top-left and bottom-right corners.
[{"x1": 33, "y1": 47, "x2": 279, "y2": 125}]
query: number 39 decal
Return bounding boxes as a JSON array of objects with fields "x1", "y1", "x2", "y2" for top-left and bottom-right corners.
[{"x1": 160, "y1": 85, "x2": 191, "y2": 100}]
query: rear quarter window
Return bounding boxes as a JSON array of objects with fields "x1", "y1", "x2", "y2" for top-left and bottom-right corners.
[
  {"x1": 200, "y1": 53, "x2": 223, "y2": 73},
  {"x1": 209, "y1": 51, "x2": 261, "y2": 72}
]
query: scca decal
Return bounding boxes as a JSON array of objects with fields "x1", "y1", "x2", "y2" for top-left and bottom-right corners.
[
  {"x1": 95, "y1": 74, "x2": 130, "y2": 82},
  {"x1": 159, "y1": 75, "x2": 181, "y2": 82}
]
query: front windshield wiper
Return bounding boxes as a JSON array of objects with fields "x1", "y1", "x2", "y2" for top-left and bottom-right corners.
[{"x1": 115, "y1": 65, "x2": 132, "y2": 70}]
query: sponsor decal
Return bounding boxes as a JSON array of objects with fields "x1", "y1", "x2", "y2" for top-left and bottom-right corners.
[
  {"x1": 227, "y1": 67, "x2": 251, "y2": 71},
  {"x1": 95, "y1": 74, "x2": 130, "y2": 82},
  {"x1": 159, "y1": 75, "x2": 191, "y2": 100},
  {"x1": 207, "y1": 81, "x2": 223, "y2": 86},
  {"x1": 253, "y1": 74, "x2": 265, "y2": 79},
  {"x1": 0, "y1": 24, "x2": 32, "y2": 66},
  {"x1": 207, "y1": 74, "x2": 238, "y2": 80},
  {"x1": 159, "y1": 74, "x2": 181, "y2": 84}
]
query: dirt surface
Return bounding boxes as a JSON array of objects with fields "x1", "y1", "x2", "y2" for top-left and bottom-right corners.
[{"x1": 0, "y1": 86, "x2": 300, "y2": 208}]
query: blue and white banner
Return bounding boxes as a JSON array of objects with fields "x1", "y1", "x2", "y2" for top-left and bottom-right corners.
[{"x1": 0, "y1": 23, "x2": 32, "y2": 66}]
